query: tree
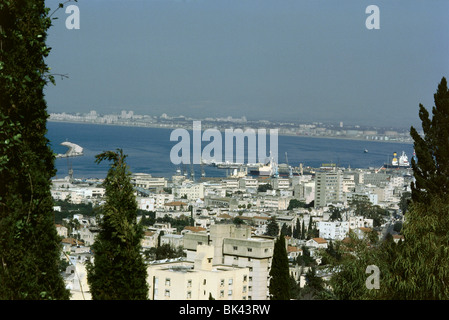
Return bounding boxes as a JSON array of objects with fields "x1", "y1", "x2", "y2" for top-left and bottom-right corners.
[
  {"x1": 269, "y1": 235, "x2": 291, "y2": 300},
  {"x1": 399, "y1": 191, "x2": 411, "y2": 214},
  {"x1": 410, "y1": 77, "x2": 449, "y2": 204},
  {"x1": 325, "y1": 78, "x2": 449, "y2": 300},
  {"x1": 280, "y1": 223, "x2": 291, "y2": 237},
  {"x1": 329, "y1": 206, "x2": 342, "y2": 222},
  {"x1": 257, "y1": 183, "x2": 273, "y2": 193},
  {"x1": 287, "y1": 199, "x2": 306, "y2": 210},
  {"x1": 292, "y1": 219, "x2": 301, "y2": 239},
  {"x1": 0, "y1": 1, "x2": 70, "y2": 299},
  {"x1": 86, "y1": 149, "x2": 148, "y2": 300},
  {"x1": 265, "y1": 216, "x2": 279, "y2": 237}
]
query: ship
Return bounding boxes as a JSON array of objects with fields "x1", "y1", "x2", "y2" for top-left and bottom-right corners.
[
  {"x1": 248, "y1": 153, "x2": 277, "y2": 177},
  {"x1": 383, "y1": 151, "x2": 410, "y2": 169}
]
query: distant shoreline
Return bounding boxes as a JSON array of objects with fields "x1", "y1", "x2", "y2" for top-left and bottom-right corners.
[{"x1": 47, "y1": 119, "x2": 414, "y2": 145}]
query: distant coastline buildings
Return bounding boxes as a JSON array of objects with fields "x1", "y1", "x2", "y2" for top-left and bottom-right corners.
[{"x1": 49, "y1": 110, "x2": 414, "y2": 143}]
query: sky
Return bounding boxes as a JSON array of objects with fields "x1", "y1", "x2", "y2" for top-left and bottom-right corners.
[{"x1": 44, "y1": 0, "x2": 449, "y2": 129}]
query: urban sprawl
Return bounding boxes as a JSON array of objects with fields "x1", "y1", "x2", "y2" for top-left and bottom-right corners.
[{"x1": 53, "y1": 133, "x2": 411, "y2": 299}]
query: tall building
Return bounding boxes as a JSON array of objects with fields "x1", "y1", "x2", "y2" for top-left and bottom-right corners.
[
  {"x1": 314, "y1": 169, "x2": 343, "y2": 207},
  {"x1": 147, "y1": 245, "x2": 249, "y2": 300},
  {"x1": 183, "y1": 224, "x2": 275, "y2": 300}
]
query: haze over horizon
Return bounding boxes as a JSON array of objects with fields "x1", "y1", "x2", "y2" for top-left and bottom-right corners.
[{"x1": 44, "y1": 0, "x2": 449, "y2": 129}]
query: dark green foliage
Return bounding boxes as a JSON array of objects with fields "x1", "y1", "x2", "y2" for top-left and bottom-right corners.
[
  {"x1": 265, "y1": 216, "x2": 279, "y2": 237},
  {"x1": 296, "y1": 246, "x2": 315, "y2": 267},
  {"x1": 86, "y1": 149, "x2": 148, "y2": 300},
  {"x1": 53, "y1": 200, "x2": 94, "y2": 224},
  {"x1": 0, "y1": 1, "x2": 69, "y2": 299},
  {"x1": 144, "y1": 244, "x2": 185, "y2": 261},
  {"x1": 321, "y1": 78, "x2": 449, "y2": 300},
  {"x1": 379, "y1": 197, "x2": 449, "y2": 299},
  {"x1": 287, "y1": 199, "x2": 306, "y2": 210},
  {"x1": 410, "y1": 77, "x2": 449, "y2": 204},
  {"x1": 269, "y1": 235, "x2": 291, "y2": 300},
  {"x1": 399, "y1": 191, "x2": 411, "y2": 214},
  {"x1": 280, "y1": 223, "x2": 291, "y2": 237},
  {"x1": 155, "y1": 213, "x2": 193, "y2": 232},
  {"x1": 292, "y1": 219, "x2": 301, "y2": 239},
  {"x1": 257, "y1": 183, "x2": 273, "y2": 193},
  {"x1": 349, "y1": 195, "x2": 388, "y2": 227},
  {"x1": 329, "y1": 206, "x2": 342, "y2": 222},
  {"x1": 232, "y1": 216, "x2": 244, "y2": 226}
]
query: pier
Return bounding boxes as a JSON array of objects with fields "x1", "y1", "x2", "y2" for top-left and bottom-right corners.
[{"x1": 55, "y1": 142, "x2": 84, "y2": 158}]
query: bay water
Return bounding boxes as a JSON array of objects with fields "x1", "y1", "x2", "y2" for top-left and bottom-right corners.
[{"x1": 47, "y1": 121, "x2": 414, "y2": 179}]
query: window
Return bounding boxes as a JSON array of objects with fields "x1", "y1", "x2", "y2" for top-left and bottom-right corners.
[
  {"x1": 220, "y1": 290, "x2": 224, "y2": 298},
  {"x1": 243, "y1": 275, "x2": 247, "y2": 282},
  {"x1": 187, "y1": 291, "x2": 191, "y2": 299},
  {"x1": 220, "y1": 279, "x2": 225, "y2": 287},
  {"x1": 165, "y1": 278, "x2": 171, "y2": 286},
  {"x1": 228, "y1": 290, "x2": 233, "y2": 296},
  {"x1": 247, "y1": 248, "x2": 252, "y2": 252},
  {"x1": 187, "y1": 279, "x2": 192, "y2": 288},
  {"x1": 233, "y1": 246, "x2": 238, "y2": 251},
  {"x1": 228, "y1": 279, "x2": 233, "y2": 285},
  {"x1": 165, "y1": 290, "x2": 170, "y2": 297},
  {"x1": 203, "y1": 279, "x2": 207, "y2": 285}
]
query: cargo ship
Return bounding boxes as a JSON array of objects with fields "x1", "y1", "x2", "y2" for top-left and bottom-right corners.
[{"x1": 383, "y1": 151, "x2": 410, "y2": 169}]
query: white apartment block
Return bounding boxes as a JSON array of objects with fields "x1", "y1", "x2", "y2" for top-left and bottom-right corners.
[
  {"x1": 183, "y1": 224, "x2": 275, "y2": 300},
  {"x1": 239, "y1": 177, "x2": 259, "y2": 190},
  {"x1": 271, "y1": 178, "x2": 290, "y2": 190},
  {"x1": 318, "y1": 221, "x2": 350, "y2": 240},
  {"x1": 147, "y1": 245, "x2": 250, "y2": 300},
  {"x1": 260, "y1": 195, "x2": 290, "y2": 210},
  {"x1": 318, "y1": 216, "x2": 374, "y2": 240},
  {"x1": 138, "y1": 193, "x2": 174, "y2": 211},
  {"x1": 315, "y1": 170, "x2": 343, "y2": 207},
  {"x1": 131, "y1": 173, "x2": 167, "y2": 189},
  {"x1": 174, "y1": 182, "x2": 204, "y2": 200},
  {"x1": 222, "y1": 179, "x2": 239, "y2": 191}
]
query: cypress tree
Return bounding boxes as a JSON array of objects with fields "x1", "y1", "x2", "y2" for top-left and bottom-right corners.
[
  {"x1": 0, "y1": 1, "x2": 69, "y2": 299},
  {"x1": 269, "y1": 235, "x2": 291, "y2": 300},
  {"x1": 265, "y1": 216, "x2": 279, "y2": 237},
  {"x1": 410, "y1": 77, "x2": 449, "y2": 204},
  {"x1": 379, "y1": 77, "x2": 449, "y2": 299},
  {"x1": 86, "y1": 149, "x2": 148, "y2": 300}
]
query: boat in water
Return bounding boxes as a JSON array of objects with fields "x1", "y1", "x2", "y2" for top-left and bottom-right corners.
[{"x1": 383, "y1": 151, "x2": 410, "y2": 169}]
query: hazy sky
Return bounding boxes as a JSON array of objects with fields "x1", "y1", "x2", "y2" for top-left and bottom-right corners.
[{"x1": 44, "y1": 0, "x2": 449, "y2": 128}]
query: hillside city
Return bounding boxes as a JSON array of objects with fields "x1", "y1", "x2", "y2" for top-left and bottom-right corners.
[{"x1": 53, "y1": 157, "x2": 411, "y2": 300}]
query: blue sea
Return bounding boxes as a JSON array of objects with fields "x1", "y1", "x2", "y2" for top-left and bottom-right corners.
[{"x1": 47, "y1": 121, "x2": 414, "y2": 179}]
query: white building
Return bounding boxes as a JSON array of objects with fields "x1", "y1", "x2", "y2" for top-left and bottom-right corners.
[
  {"x1": 318, "y1": 221, "x2": 350, "y2": 240},
  {"x1": 183, "y1": 224, "x2": 275, "y2": 300},
  {"x1": 174, "y1": 182, "x2": 204, "y2": 200},
  {"x1": 315, "y1": 170, "x2": 343, "y2": 207},
  {"x1": 147, "y1": 245, "x2": 250, "y2": 300}
]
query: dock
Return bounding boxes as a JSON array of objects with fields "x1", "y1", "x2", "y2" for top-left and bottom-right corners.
[{"x1": 55, "y1": 142, "x2": 84, "y2": 158}]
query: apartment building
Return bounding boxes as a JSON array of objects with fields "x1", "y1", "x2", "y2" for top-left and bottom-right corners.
[
  {"x1": 183, "y1": 224, "x2": 275, "y2": 300},
  {"x1": 131, "y1": 173, "x2": 167, "y2": 189},
  {"x1": 174, "y1": 182, "x2": 204, "y2": 200},
  {"x1": 314, "y1": 170, "x2": 343, "y2": 207},
  {"x1": 147, "y1": 245, "x2": 249, "y2": 300}
]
